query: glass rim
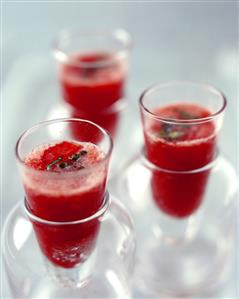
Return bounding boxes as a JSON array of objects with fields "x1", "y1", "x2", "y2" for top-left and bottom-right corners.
[
  {"x1": 15, "y1": 118, "x2": 113, "y2": 175},
  {"x1": 141, "y1": 147, "x2": 219, "y2": 174},
  {"x1": 53, "y1": 28, "x2": 132, "y2": 68},
  {"x1": 24, "y1": 190, "x2": 110, "y2": 225},
  {"x1": 139, "y1": 81, "x2": 227, "y2": 125}
]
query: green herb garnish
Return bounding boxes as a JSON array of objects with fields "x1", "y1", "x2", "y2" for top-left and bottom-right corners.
[
  {"x1": 167, "y1": 131, "x2": 184, "y2": 139},
  {"x1": 158, "y1": 129, "x2": 170, "y2": 139},
  {"x1": 70, "y1": 150, "x2": 87, "y2": 161},
  {"x1": 71, "y1": 153, "x2": 81, "y2": 161},
  {"x1": 158, "y1": 124, "x2": 185, "y2": 141},
  {"x1": 59, "y1": 162, "x2": 69, "y2": 169},
  {"x1": 80, "y1": 150, "x2": 87, "y2": 156},
  {"x1": 47, "y1": 157, "x2": 63, "y2": 171},
  {"x1": 46, "y1": 150, "x2": 88, "y2": 171},
  {"x1": 178, "y1": 110, "x2": 198, "y2": 120}
]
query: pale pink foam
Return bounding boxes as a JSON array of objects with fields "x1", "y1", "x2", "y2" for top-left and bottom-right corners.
[
  {"x1": 22, "y1": 142, "x2": 106, "y2": 196},
  {"x1": 146, "y1": 130, "x2": 216, "y2": 147}
]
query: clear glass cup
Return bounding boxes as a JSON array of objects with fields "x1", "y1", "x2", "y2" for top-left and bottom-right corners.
[
  {"x1": 122, "y1": 81, "x2": 234, "y2": 296},
  {"x1": 140, "y1": 81, "x2": 226, "y2": 171},
  {"x1": 2, "y1": 192, "x2": 136, "y2": 298},
  {"x1": 15, "y1": 118, "x2": 113, "y2": 283},
  {"x1": 53, "y1": 28, "x2": 131, "y2": 137},
  {"x1": 112, "y1": 152, "x2": 237, "y2": 297}
]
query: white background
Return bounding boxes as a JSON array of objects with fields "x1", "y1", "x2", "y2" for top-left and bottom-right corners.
[{"x1": 1, "y1": 1, "x2": 238, "y2": 298}]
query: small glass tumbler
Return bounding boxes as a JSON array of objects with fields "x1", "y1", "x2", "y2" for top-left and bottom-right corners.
[
  {"x1": 113, "y1": 152, "x2": 237, "y2": 297},
  {"x1": 15, "y1": 118, "x2": 113, "y2": 283},
  {"x1": 2, "y1": 192, "x2": 136, "y2": 298},
  {"x1": 53, "y1": 29, "x2": 131, "y2": 137},
  {"x1": 140, "y1": 81, "x2": 226, "y2": 171}
]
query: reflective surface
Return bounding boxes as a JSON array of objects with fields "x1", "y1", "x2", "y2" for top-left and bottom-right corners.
[
  {"x1": 2, "y1": 196, "x2": 135, "y2": 298},
  {"x1": 112, "y1": 154, "x2": 237, "y2": 297}
]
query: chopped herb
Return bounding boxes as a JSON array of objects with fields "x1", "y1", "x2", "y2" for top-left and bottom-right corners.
[
  {"x1": 178, "y1": 110, "x2": 198, "y2": 120},
  {"x1": 158, "y1": 128, "x2": 170, "y2": 138},
  {"x1": 71, "y1": 153, "x2": 81, "y2": 161},
  {"x1": 70, "y1": 150, "x2": 87, "y2": 161},
  {"x1": 46, "y1": 150, "x2": 88, "y2": 171},
  {"x1": 47, "y1": 157, "x2": 63, "y2": 171},
  {"x1": 80, "y1": 150, "x2": 87, "y2": 156},
  {"x1": 163, "y1": 123, "x2": 174, "y2": 134},
  {"x1": 158, "y1": 124, "x2": 185, "y2": 141},
  {"x1": 168, "y1": 131, "x2": 184, "y2": 139},
  {"x1": 59, "y1": 162, "x2": 69, "y2": 169}
]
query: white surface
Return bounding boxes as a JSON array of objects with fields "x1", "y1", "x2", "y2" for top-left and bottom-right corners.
[{"x1": 1, "y1": 2, "x2": 238, "y2": 298}]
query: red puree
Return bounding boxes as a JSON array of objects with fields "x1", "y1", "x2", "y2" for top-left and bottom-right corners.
[
  {"x1": 59, "y1": 52, "x2": 126, "y2": 113},
  {"x1": 24, "y1": 141, "x2": 106, "y2": 268},
  {"x1": 144, "y1": 103, "x2": 216, "y2": 218},
  {"x1": 71, "y1": 109, "x2": 119, "y2": 140}
]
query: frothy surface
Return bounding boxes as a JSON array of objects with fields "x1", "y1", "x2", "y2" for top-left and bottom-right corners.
[
  {"x1": 144, "y1": 103, "x2": 217, "y2": 171},
  {"x1": 25, "y1": 141, "x2": 105, "y2": 172},
  {"x1": 147, "y1": 103, "x2": 215, "y2": 144},
  {"x1": 23, "y1": 141, "x2": 106, "y2": 196}
]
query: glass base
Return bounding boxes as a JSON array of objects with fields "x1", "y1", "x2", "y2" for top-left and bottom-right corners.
[
  {"x1": 27, "y1": 273, "x2": 131, "y2": 299},
  {"x1": 134, "y1": 228, "x2": 232, "y2": 297},
  {"x1": 2, "y1": 197, "x2": 135, "y2": 298},
  {"x1": 111, "y1": 153, "x2": 237, "y2": 297},
  {"x1": 44, "y1": 249, "x2": 97, "y2": 288}
]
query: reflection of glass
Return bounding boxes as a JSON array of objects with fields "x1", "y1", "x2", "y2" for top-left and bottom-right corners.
[
  {"x1": 15, "y1": 118, "x2": 113, "y2": 283},
  {"x1": 140, "y1": 81, "x2": 226, "y2": 218},
  {"x1": 53, "y1": 29, "x2": 131, "y2": 139},
  {"x1": 2, "y1": 195, "x2": 135, "y2": 297},
  {"x1": 114, "y1": 152, "x2": 237, "y2": 296}
]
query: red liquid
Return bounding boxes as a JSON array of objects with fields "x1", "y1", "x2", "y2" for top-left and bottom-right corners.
[
  {"x1": 71, "y1": 108, "x2": 119, "y2": 140},
  {"x1": 151, "y1": 168, "x2": 210, "y2": 218},
  {"x1": 24, "y1": 141, "x2": 107, "y2": 267},
  {"x1": 59, "y1": 52, "x2": 126, "y2": 113},
  {"x1": 143, "y1": 103, "x2": 216, "y2": 218}
]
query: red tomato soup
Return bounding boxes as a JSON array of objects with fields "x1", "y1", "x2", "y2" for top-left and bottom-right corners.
[
  {"x1": 23, "y1": 141, "x2": 107, "y2": 268},
  {"x1": 59, "y1": 52, "x2": 126, "y2": 113},
  {"x1": 70, "y1": 108, "x2": 119, "y2": 140},
  {"x1": 143, "y1": 103, "x2": 216, "y2": 218}
]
